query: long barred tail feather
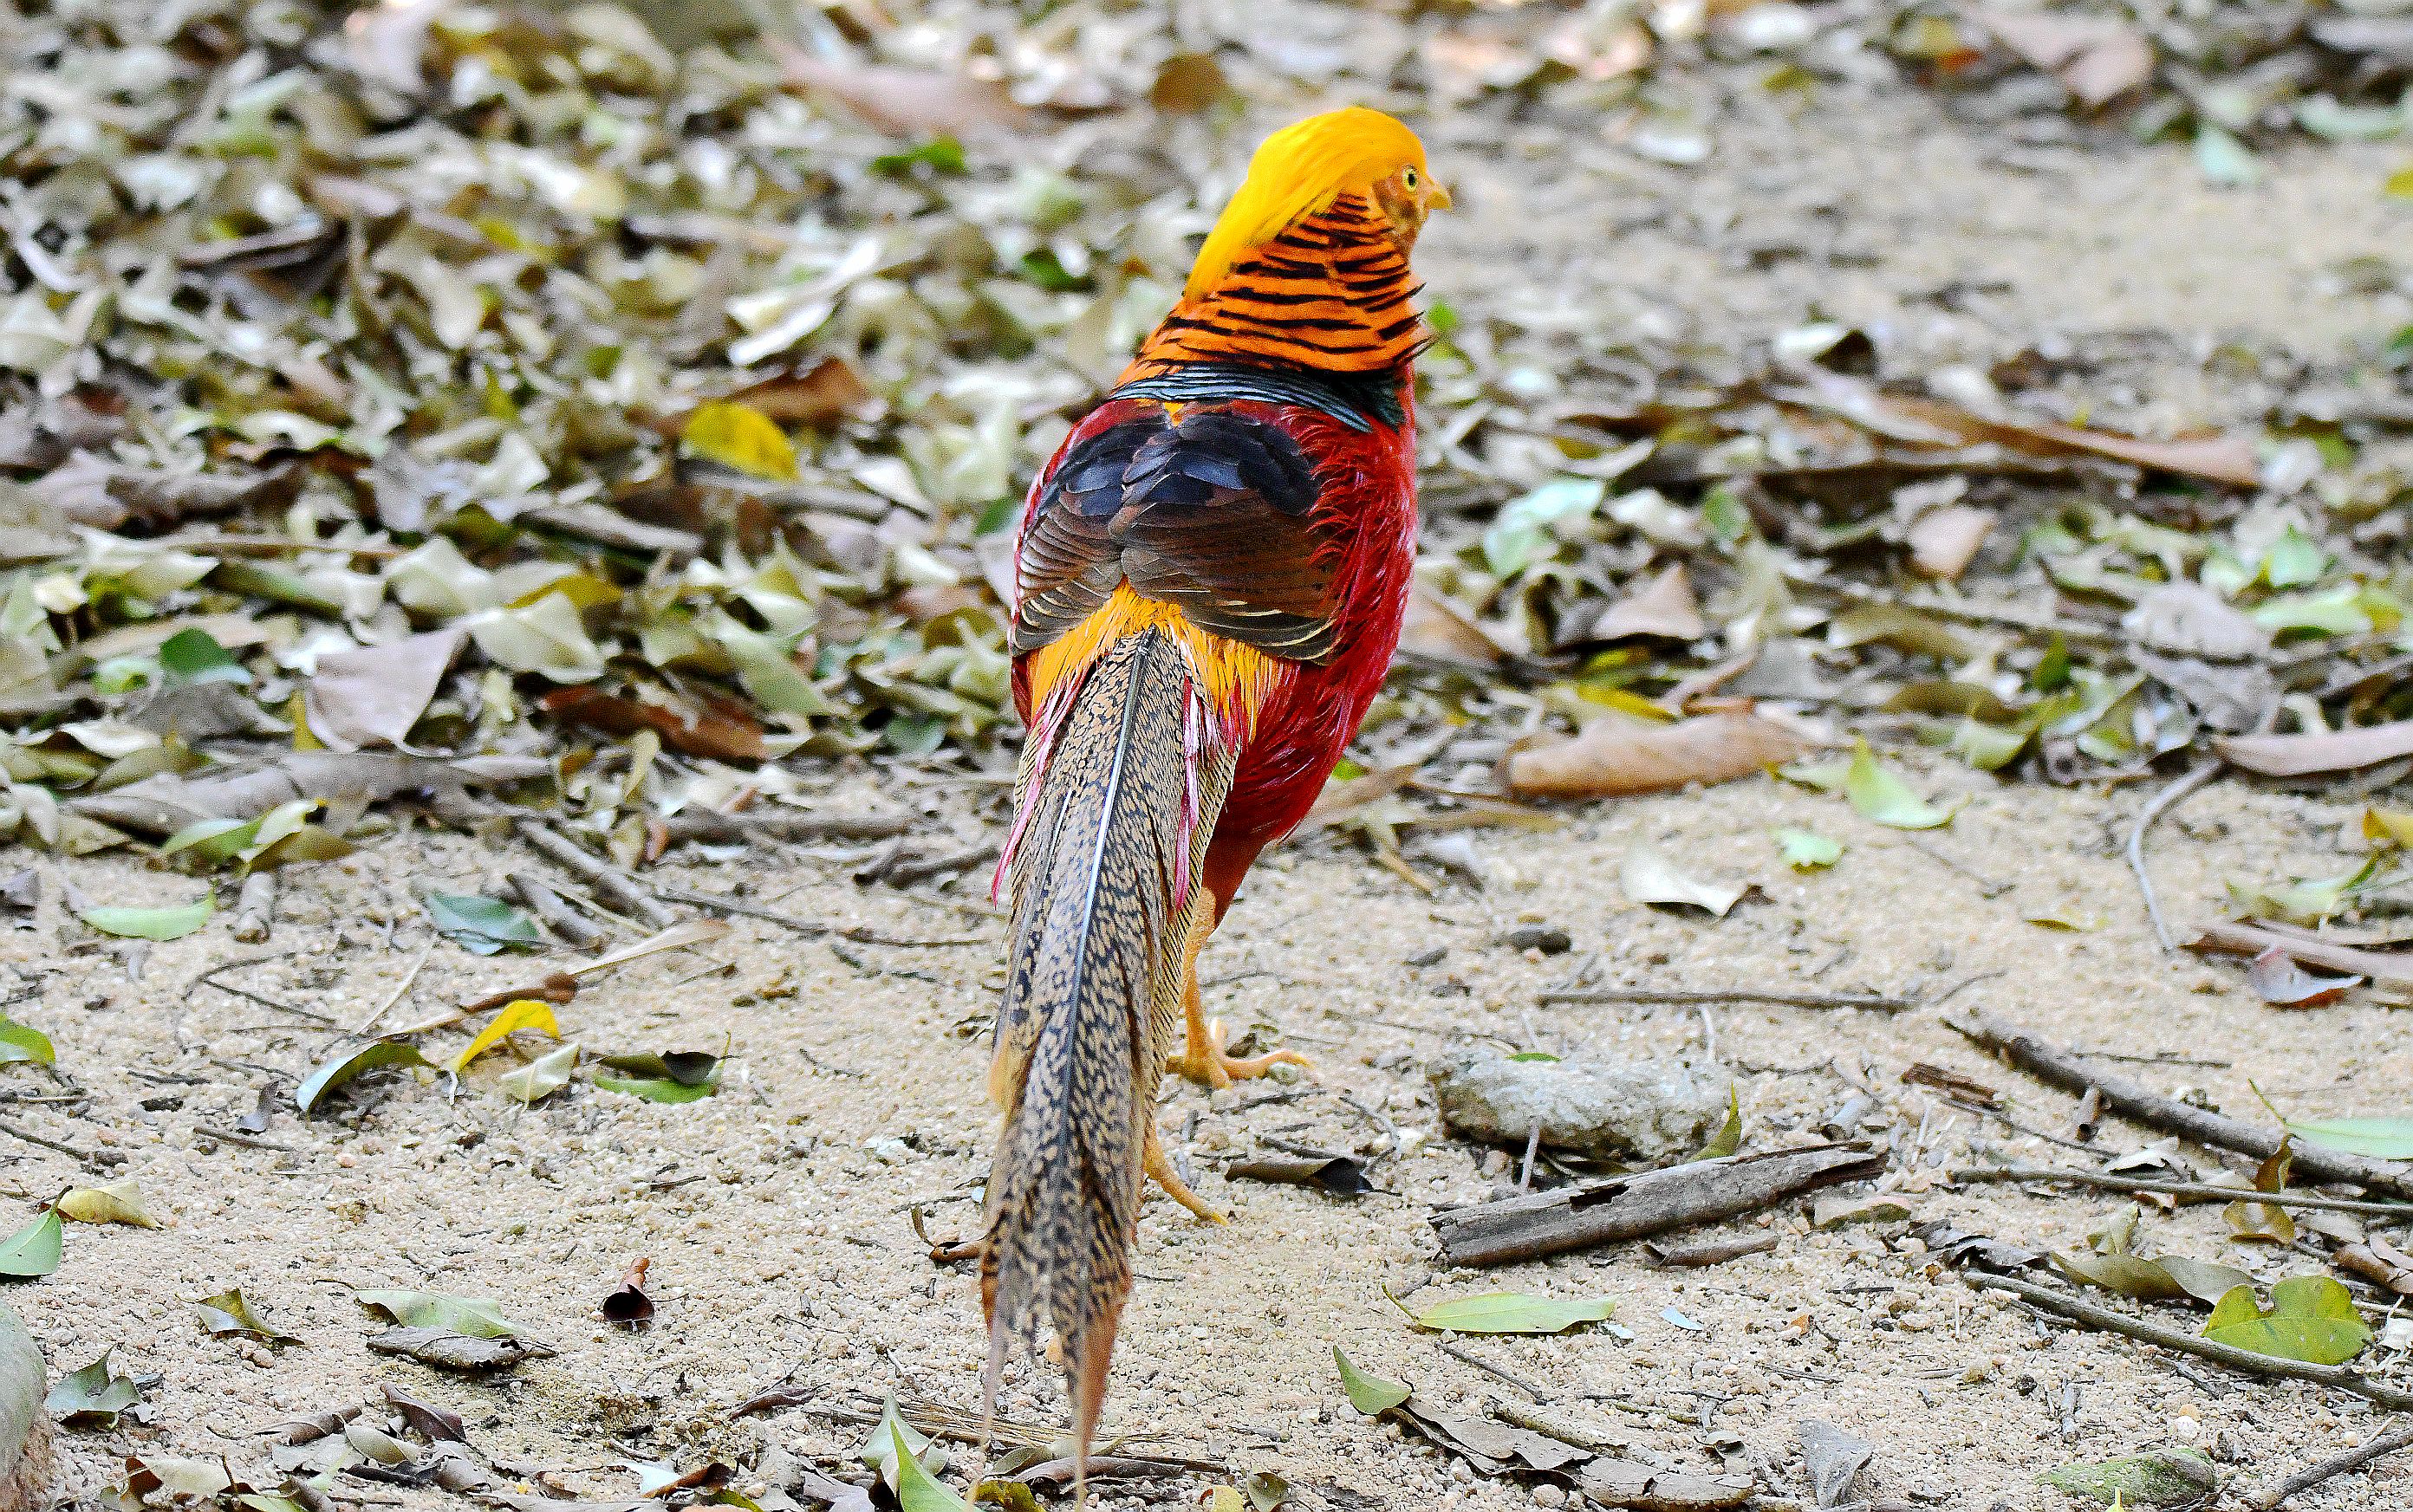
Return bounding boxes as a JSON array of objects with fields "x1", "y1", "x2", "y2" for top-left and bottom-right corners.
[{"x1": 980, "y1": 628, "x2": 1233, "y2": 1489}]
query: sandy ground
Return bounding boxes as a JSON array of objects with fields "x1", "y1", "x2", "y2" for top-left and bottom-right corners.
[{"x1": 12, "y1": 28, "x2": 2413, "y2": 1512}]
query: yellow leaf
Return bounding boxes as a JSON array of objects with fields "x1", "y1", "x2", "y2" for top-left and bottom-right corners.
[
  {"x1": 450, "y1": 1000, "x2": 562, "y2": 1074},
  {"x1": 682, "y1": 401, "x2": 798, "y2": 481},
  {"x1": 1206, "y1": 1491, "x2": 1246, "y2": 1512},
  {"x1": 2387, "y1": 166, "x2": 2413, "y2": 201},
  {"x1": 2364, "y1": 806, "x2": 2413, "y2": 848},
  {"x1": 57, "y1": 1177, "x2": 159, "y2": 1229}
]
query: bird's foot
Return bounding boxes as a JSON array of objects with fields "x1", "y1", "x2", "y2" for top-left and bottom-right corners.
[
  {"x1": 1166, "y1": 1016, "x2": 1312, "y2": 1091},
  {"x1": 1142, "y1": 1126, "x2": 1226, "y2": 1223}
]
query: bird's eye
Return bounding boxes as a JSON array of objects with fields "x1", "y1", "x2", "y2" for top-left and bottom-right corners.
[{"x1": 1402, "y1": 168, "x2": 1419, "y2": 189}]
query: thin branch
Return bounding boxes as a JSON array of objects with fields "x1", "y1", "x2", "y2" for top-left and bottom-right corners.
[
  {"x1": 1954, "y1": 1165, "x2": 2413, "y2": 1218},
  {"x1": 2127, "y1": 757, "x2": 2222, "y2": 952},
  {"x1": 348, "y1": 947, "x2": 433, "y2": 1039},
  {"x1": 650, "y1": 886, "x2": 984, "y2": 947},
  {"x1": 1961, "y1": 1270, "x2": 2413, "y2": 1412},
  {"x1": 0, "y1": 1116, "x2": 113, "y2": 1170},
  {"x1": 1537, "y1": 985, "x2": 1915, "y2": 1012},
  {"x1": 2248, "y1": 1418, "x2": 2413, "y2": 1509},
  {"x1": 1433, "y1": 1339, "x2": 1550, "y2": 1401}
]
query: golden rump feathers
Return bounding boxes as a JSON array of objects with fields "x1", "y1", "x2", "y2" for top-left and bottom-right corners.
[{"x1": 1183, "y1": 107, "x2": 1448, "y2": 302}]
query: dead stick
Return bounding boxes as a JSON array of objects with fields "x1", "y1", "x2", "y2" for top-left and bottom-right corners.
[
  {"x1": 660, "y1": 809, "x2": 912, "y2": 844},
  {"x1": 1537, "y1": 986, "x2": 1914, "y2": 1012},
  {"x1": 507, "y1": 872, "x2": 609, "y2": 950},
  {"x1": 1953, "y1": 1166, "x2": 2413, "y2": 1218},
  {"x1": 1645, "y1": 1232, "x2": 1781, "y2": 1267},
  {"x1": 194, "y1": 1124, "x2": 299, "y2": 1154},
  {"x1": 0, "y1": 1117, "x2": 113, "y2": 1170},
  {"x1": 514, "y1": 820, "x2": 675, "y2": 928},
  {"x1": 1430, "y1": 1142, "x2": 1883, "y2": 1266},
  {"x1": 2248, "y1": 1418, "x2": 2413, "y2": 1509},
  {"x1": 1961, "y1": 1270, "x2": 2413, "y2": 1411},
  {"x1": 651, "y1": 886, "x2": 984, "y2": 947},
  {"x1": 2127, "y1": 757, "x2": 2222, "y2": 953},
  {"x1": 1434, "y1": 1340, "x2": 1548, "y2": 1400},
  {"x1": 232, "y1": 872, "x2": 276, "y2": 944},
  {"x1": 1953, "y1": 1012, "x2": 2413, "y2": 1200}
]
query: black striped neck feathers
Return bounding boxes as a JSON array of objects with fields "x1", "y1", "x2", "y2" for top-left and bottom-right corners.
[{"x1": 1124, "y1": 193, "x2": 1426, "y2": 381}]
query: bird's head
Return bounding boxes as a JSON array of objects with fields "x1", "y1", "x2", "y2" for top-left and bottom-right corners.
[{"x1": 1184, "y1": 107, "x2": 1449, "y2": 302}]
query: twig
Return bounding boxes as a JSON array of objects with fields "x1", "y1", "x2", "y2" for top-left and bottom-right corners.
[
  {"x1": 507, "y1": 872, "x2": 609, "y2": 950},
  {"x1": 1952, "y1": 1012, "x2": 2413, "y2": 1199},
  {"x1": 1518, "y1": 1120, "x2": 1540, "y2": 1193},
  {"x1": 1537, "y1": 985, "x2": 1915, "y2": 1012},
  {"x1": 194, "y1": 1124, "x2": 300, "y2": 1153},
  {"x1": 193, "y1": 957, "x2": 334, "y2": 1026},
  {"x1": 877, "y1": 844, "x2": 1000, "y2": 889},
  {"x1": 1431, "y1": 1142, "x2": 1883, "y2": 1266},
  {"x1": 1960, "y1": 1271, "x2": 2413, "y2": 1411},
  {"x1": 1434, "y1": 1340, "x2": 1549, "y2": 1400},
  {"x1": 232, "y1": 872, "x2": 276, "y2": 944},
  {"x1": 1644, "y1": 1232, "x2": 1780, "y2": 1267},
  {"x1": 1953, "y1": 1166, "x2": 2413, "y2": 1218},
  {"x1": 2127, "y1": 757, "x2": 2222, "y2": 952},
  {"x1": 348, "y1": 947, "x2": 433, "y2": 1039},
  {"x1": 514, "y1": 819, "x2": 676, "y2": 928},
  {"x1": 0, "y1": 1116, "x2": 113, "y2": 1169},
  {"x1": 649, "y1": 886, "x2": 984, "y2": 947},
  {"x1": 2247, "y1": 1418, "x2": 2413, "y2": 1509},
  {"x1": 660, "y1": 808, "x2": 913, "y2": 845}
]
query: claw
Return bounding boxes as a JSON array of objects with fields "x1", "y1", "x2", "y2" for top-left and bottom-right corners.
[
  {"x1": 1167, "y1": 1015, "x2": 1312, "y2": 1091},
  {"x1": 1142, "y1": 1125, "x2": 1226, "y2": 1223}
]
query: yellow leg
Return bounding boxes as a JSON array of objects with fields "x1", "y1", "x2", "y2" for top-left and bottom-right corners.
[
  {"x1": 1142, "y1": 1122, "x2": 1226, "y2": 1223},
  {"x1": 1162, "y1": 896, "x2": 1313, "y2": 1090}
]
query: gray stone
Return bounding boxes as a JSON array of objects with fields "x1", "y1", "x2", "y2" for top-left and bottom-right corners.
[{"x1": 1428, "y1": 1047, "x2": 1729, "y2": 1164}]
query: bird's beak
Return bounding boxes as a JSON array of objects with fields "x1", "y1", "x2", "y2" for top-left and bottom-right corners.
[{"x1": 1425, "y1": 179, "x2": 1454, "y2": 213}]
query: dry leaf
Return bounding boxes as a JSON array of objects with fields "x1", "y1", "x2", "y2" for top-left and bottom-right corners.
[
  {"x1": 1506, "y1": 712, "x2": 1811, "y2": 799},
  {"x1": 1981, "y1": 10, "x2": 2156, "y2": 108},
  {"x1": 1594, "y1": 564, "x2": 1705, "y2": 640},
  {"x1": 304, "y1": 628, "x2": 465, "y2": 751},
  {"x1": 1905, "y1": 505, "x2": 1996, "y2": 580},
  {"x1": 2215, "y1": 720, "x2": 2413, "y2": 777}
]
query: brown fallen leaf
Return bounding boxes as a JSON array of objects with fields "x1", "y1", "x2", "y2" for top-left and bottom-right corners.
[
  {"x1": 1593, "y1": 563, "x2": 1704, "y2": 640},
  {"x1": 2189, "y1": 921, "x2": 2413, "y2": 990},
  {"x1": 1906, "y1": 504, "x2": 1996, "y2": 580},
  {"x1": 770, "y1": 42, "x2": 1030, "y2": 136},
  {"x1": 304, "y1": 628, "x2": 465, "y2": 752},
  {"x1": 2214, "y1": 720, "x2": 2413, "y2": 777},
  {"x1": 2245, "y1": 945, "x2": 2363, "y2": 1008},
  {"x1": 1779, "y1": 370, "x2": 2263, "y2": 487},
  {"x1": 1981, "y1": 9, "x2": 2156, "y2": 108},
  {"x1": 366, "y1": 1327, "x2": 554, "y2": 1371},
  {"x1": 540, "y1": 686, "x2": 768, "y2": 764},
  {"x1": 382, "y1": 1382, "x2": 468, "y2": 1443},
  {"x1": 726, "y1": 357, "x2": 875, "y2": 429},
  {"x1": 2336, "y1": 1236, "x2": 2413, "y2": 1297},
  {"x1": 602, "y1": 1257, "x2": 654, "y2": 1328},
  {"x1": 1397, "y1": 579, "x2": 1508, "y2": 669},
  {"x1": 1506, "y1": 711, "x2": 1813, "y2": 800},
  {"x1": 1902, "y1": 1062, "x2": 2000, "y2": 1108}
]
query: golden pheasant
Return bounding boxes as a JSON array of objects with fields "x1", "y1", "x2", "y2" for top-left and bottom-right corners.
[{"x1": 979, "y1": 106, "x2": 1447, "y2": 1481}]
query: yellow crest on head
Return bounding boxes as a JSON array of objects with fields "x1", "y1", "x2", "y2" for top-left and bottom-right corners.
[{"x1": 1184, "y1": 107, "x2": 1429, "y2": 301}]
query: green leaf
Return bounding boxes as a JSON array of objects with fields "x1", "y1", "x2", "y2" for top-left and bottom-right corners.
[
  {"x1": 2202, "y1": 1276, "x2": 2371, "y2": 1365},
  {"x1": 2273, "y1": 1114, "x2": 2413, "y2": 1160},
  {"x1": 0, "y1": 1017, "x2": 54, "y2": 1067},
  {"x1": 2259, "y1": 526, "x2": 2325, "y2": 588},
  {"x1": 1332, "y1": 1346, "x2": 1411, "y2": 1415},
  {"x1": 2194, "y1": 126, "x2": 2260, "y2": 188},
  {"x1": 354, "y1": 1288, "x2": 530, "y2": 1340},
  {"x1": 2039, "y1": 1448, "x2": 2217, "y2": 1506},
  {"x1": 157, "y1": 627, "x2": 248, "y2": 685},
  {"x1": 891, "y1": 1418, "x2": 966, "y2": 1512},
  {"x1": 79, "y1": 895, "x2": 214, "y2": 941},
  {"x1": 423, "y1": 892, "x2": 543, "y2": 955},
  {"x1": 1482, "y1": 477, "x2": 1605, "y2": 578},
  {"x1": 160, "y1": 816, "x2": 261, "y2": 865},
  {"x1": 2387, "y1": 166, "x2": 2413, "y2": 201},
  {"x1": 45, "y1": 1349, "x2": 142, "y2": 1424},
  {"x1": 1843, "y1": 740, "x2": 1954, "y2": 829},
  {"x1": 1772, "y1": 827, "x2": 1840, "y2": 870},
  {"x1": 595, "y1": 1069, "x2": 719, "y2": 1103},
  {"x1": 871, "y1": 137, "x2": 967, "y2": 177},
  {"x1": 1692, "y1": 1087, "x2": 1742, "y2": 1160},
  {"x1": 682, "y1": 400, "x2": 798, "y2": 481},
  {"x1": 598, "y1": 1050, "x2": 720, "y2": 1087},
  {"x1": 0, "y1": 1208, "x2": 62, "y2": 1279},
  {"x1": 295, "y1": 1039, "x2": 433, "y2": 1115},
  {"x1": 195, "y1": 1288, "x2": 299, "y2": 1344},
  {"x1": 1408, "y1": 1291, "x2": 1616, "y2": 1335}
]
